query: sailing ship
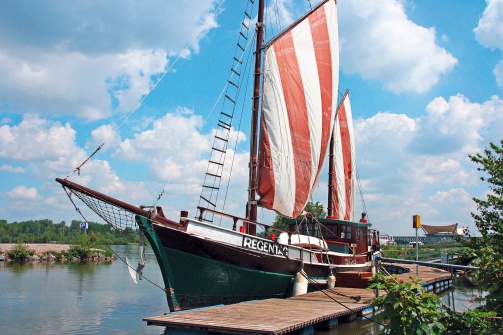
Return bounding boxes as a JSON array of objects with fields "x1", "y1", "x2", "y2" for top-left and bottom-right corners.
[{"x1": 56, "y1": 0, "x2": 380, "y2": 312}]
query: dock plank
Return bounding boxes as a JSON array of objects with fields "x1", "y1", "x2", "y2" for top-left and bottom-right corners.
[{"x1": 144, "y1": 263, "x2": 452, "y2": 335}]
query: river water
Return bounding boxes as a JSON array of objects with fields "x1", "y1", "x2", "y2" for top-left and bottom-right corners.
[{"x1": 0, "y1": 245, "x2": 480, "y2": 335}]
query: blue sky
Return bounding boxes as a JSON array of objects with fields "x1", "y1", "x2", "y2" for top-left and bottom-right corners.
[{"x1": 1, "y1": 0, "x2": 503, "y2": 236}]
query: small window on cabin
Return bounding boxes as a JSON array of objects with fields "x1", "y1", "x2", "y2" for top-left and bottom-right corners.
[
  {"x1": 324, "y1": 224, "x2": 338, "y2": 239},
  {"x1": 341, "y1": 225, "x2": 352, "y2": 240},
  {"x1": 356, "y1": 228, "x2": 362, "y2": 241}
]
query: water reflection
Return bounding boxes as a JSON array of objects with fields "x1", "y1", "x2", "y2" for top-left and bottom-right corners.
[{"x1": 0, "y1": 246, "x2": 483, "y2": 335}]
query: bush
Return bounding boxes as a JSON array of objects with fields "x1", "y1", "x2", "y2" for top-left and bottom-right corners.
[
  {"x1": 7, "y1": 243, "x2": 32, "y2": 261},
  {"x1": 69, "y1": 234, "x2": 94, "y2": 259},
  {"x1": 369, "y1": 273, "x2": 447, "y2": 334}
]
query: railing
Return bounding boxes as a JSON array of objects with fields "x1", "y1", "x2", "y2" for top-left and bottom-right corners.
[
  {"x1": 196, "y1": 206, "x2": 292, "y2": 241},
  {"x1": 380, "y1": 257, "x2": 478, "y2": 272}
]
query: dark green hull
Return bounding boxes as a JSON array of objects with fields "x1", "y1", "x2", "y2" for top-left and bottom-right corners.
[
  {"x1": 162, "y1": 247, "x2": 294, "y2": 309},
  {"x1": 137, "y1": 216, "x2": 299, "y2": 311}
]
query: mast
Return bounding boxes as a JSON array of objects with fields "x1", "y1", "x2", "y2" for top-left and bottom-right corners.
[
  {"x1": 327, "y1": 89, "x2": 353, "y2": 221},
  {"x1": 246, "y1": 0, "x2": 265, "y2": 234},
  {"x1": 327, "y1": 129, "x2": 335, "y2": 218}
]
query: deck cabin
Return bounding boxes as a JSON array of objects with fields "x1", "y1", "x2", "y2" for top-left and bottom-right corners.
[{"x1": 284, "y1": 217, "x2": 376, "y2": 265}]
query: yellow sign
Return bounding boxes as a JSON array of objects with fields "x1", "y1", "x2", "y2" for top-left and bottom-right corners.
[{"x1": 413, "y1": 215, "x2": 421, "y2": 228}]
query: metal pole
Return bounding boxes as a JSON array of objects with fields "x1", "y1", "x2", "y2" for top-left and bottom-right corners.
[{"x1": 416, "y1": 227, "x2": 419, "y2": 276}]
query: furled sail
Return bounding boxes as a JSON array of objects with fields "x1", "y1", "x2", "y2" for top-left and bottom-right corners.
[
  {"x1": 330, "y1": 91, "x2": 355, "y2": 221},
  {"x1": 257, "y1": 0, "x2": 339, "y2": 218}
]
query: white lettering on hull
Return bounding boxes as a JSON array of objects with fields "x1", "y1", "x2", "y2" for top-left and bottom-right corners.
[{"x1": 242, "y1": 236, "x2": 289, "y2": 256}]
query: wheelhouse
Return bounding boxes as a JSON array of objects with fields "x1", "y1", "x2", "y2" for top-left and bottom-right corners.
[{"x1": 285, "y1": 217, "x2": 373, "y2": 255}]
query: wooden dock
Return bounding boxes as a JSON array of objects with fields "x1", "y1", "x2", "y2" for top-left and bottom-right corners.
[
  {"x1": 382, "y1": 262, "x2": 453, "y2": 291},
  {"x1": 144, "y1": 263, "x2": 453, "y2": 335}
]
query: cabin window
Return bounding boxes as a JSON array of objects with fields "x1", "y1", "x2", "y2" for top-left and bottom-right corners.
[
  {"x1": 323, "y1": 224, "x2": 338, "y2": 239},
  {"x1": 356, "y1": 228, "x2": 362, "y2": 241},
  {"x1": 297, "y1": 222, "x2": 322, "y2": 238},
  {"x1": 340, "y1": 225, "x2": 352, "y2": 240},
  {"x1": 362, "y1": 229, "x2": 367, "y2": 244}
]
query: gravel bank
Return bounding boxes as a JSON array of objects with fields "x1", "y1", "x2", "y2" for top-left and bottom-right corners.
[{"x1": 0, "y1": 243, "x2": 70, "y2": 254}]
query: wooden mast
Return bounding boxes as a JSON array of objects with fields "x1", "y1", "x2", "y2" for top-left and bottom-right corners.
[
  {"x1": 327, "y1": 89, "x2": 349, "y2": 219},
  {"x1": 327, "y1": 129, "x2": 335, "y2": 218},
  {"x1": 246, "y1": 0, "x2": 265, "y2": 235}
]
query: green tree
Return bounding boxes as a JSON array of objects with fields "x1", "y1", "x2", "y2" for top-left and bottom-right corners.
[
  {"x1": 271, "y1": 201, "x2": 326, "y2": 231},
  {"x1": 467, "y1": 140, "x2": 503, "y2": 315}
]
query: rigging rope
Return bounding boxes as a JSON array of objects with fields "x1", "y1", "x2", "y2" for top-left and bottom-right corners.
[
  {"x1": 62, "y1": 186, "x2": 168, "y2": 293},
  {"x1": 218, "y1": 34, "x2": 255, "y2": 225}
]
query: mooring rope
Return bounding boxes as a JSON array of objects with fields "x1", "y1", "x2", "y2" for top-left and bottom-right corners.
[{"x1": 299, "y1": 271, "x2": 386, "y2": 326}]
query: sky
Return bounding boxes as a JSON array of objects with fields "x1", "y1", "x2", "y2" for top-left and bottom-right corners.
[{"x1": 1, "y1": 0, "x2": 503, "y2": 237}]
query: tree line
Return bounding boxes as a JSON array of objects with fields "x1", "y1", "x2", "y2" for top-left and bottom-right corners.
[{"x1": 0, "y1": 219, "x2": 138, "y2": 245}]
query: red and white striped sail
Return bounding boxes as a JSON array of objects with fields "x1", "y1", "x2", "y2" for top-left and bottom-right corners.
[
  {"x1": 257, "y1": 0, "x2": 339, "y2": 218},
  {"x1": 330, "y1": 92, "x2": 355, "y2": 221}
]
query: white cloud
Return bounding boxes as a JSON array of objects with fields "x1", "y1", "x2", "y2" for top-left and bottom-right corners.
[
  {"x1": 0, "y1": 1, "x2": 220, "y2": 120},
  {"x1": 339, "y1": 0, "x2": 457, "y2": 93},
  {"x1": 410, "y1": 94, "x2": 503, "y2": 155},
  {"x1": 7, "y1": 186, "x2": 39, "y2": 200},
  {"x1": 88, "y1": 124, "x2": 122, "y2": 153},
  {"x1": 474, "y1": 0, "x2": 503, "y2": 50},
  {"x1": 474, "y1": 0, "x2": 503, "y2": 86},
  {"x1": 0, "y1": 114, "x2": 78, "y2": 161},
  {"x1": 115, "y1": 108, "x2": 214, "y2": 180},
  {"x1": 348, "y1": 94, "x2": 503, "y2": 235},
  {"x1": 429, "y1": 188, "x2": 472, "y2": 203},
  {"x1": 0, "y1": 164, "x2": 24, "y2": 173}
]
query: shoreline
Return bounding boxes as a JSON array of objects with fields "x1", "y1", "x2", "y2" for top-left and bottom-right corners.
[
  {"x1": 0, "y1": 243, "x2": 116, "y2": 262},
  {"x1": 0, "y1": 243, "x2": 70, "y2": 254}
]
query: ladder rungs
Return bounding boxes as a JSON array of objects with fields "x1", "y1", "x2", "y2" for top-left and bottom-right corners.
[
  {"x1": 218, "y1": 124, "x2": 230, "y2": 131},
  {"x1": 205, "y1": 172, "x2": 222, "y2": 178},
  {"x1": 218, "y1": 121, "x2": 231, "y2": 130},
  {"x1": 199, "y1": 195, "x2": 216, "y2": 208},
  {"x1": 219, "y1": 120, "x2": 231, "y2": 127},
  {"x1": 209, "y1": 160, "x2": 224, "y2": 166},
  {"x1": 231, "y1": 68, "x2": 240, "y2": 76},
  {"x1": 225, "y1": 95, "x2": 236, "y2": 104},
  {"x1": 202, "y1": 185, "x2": 219, "y2": 190},
  {"x1": 212, "y1": 147, "x2": 226, "y2": 154}
]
